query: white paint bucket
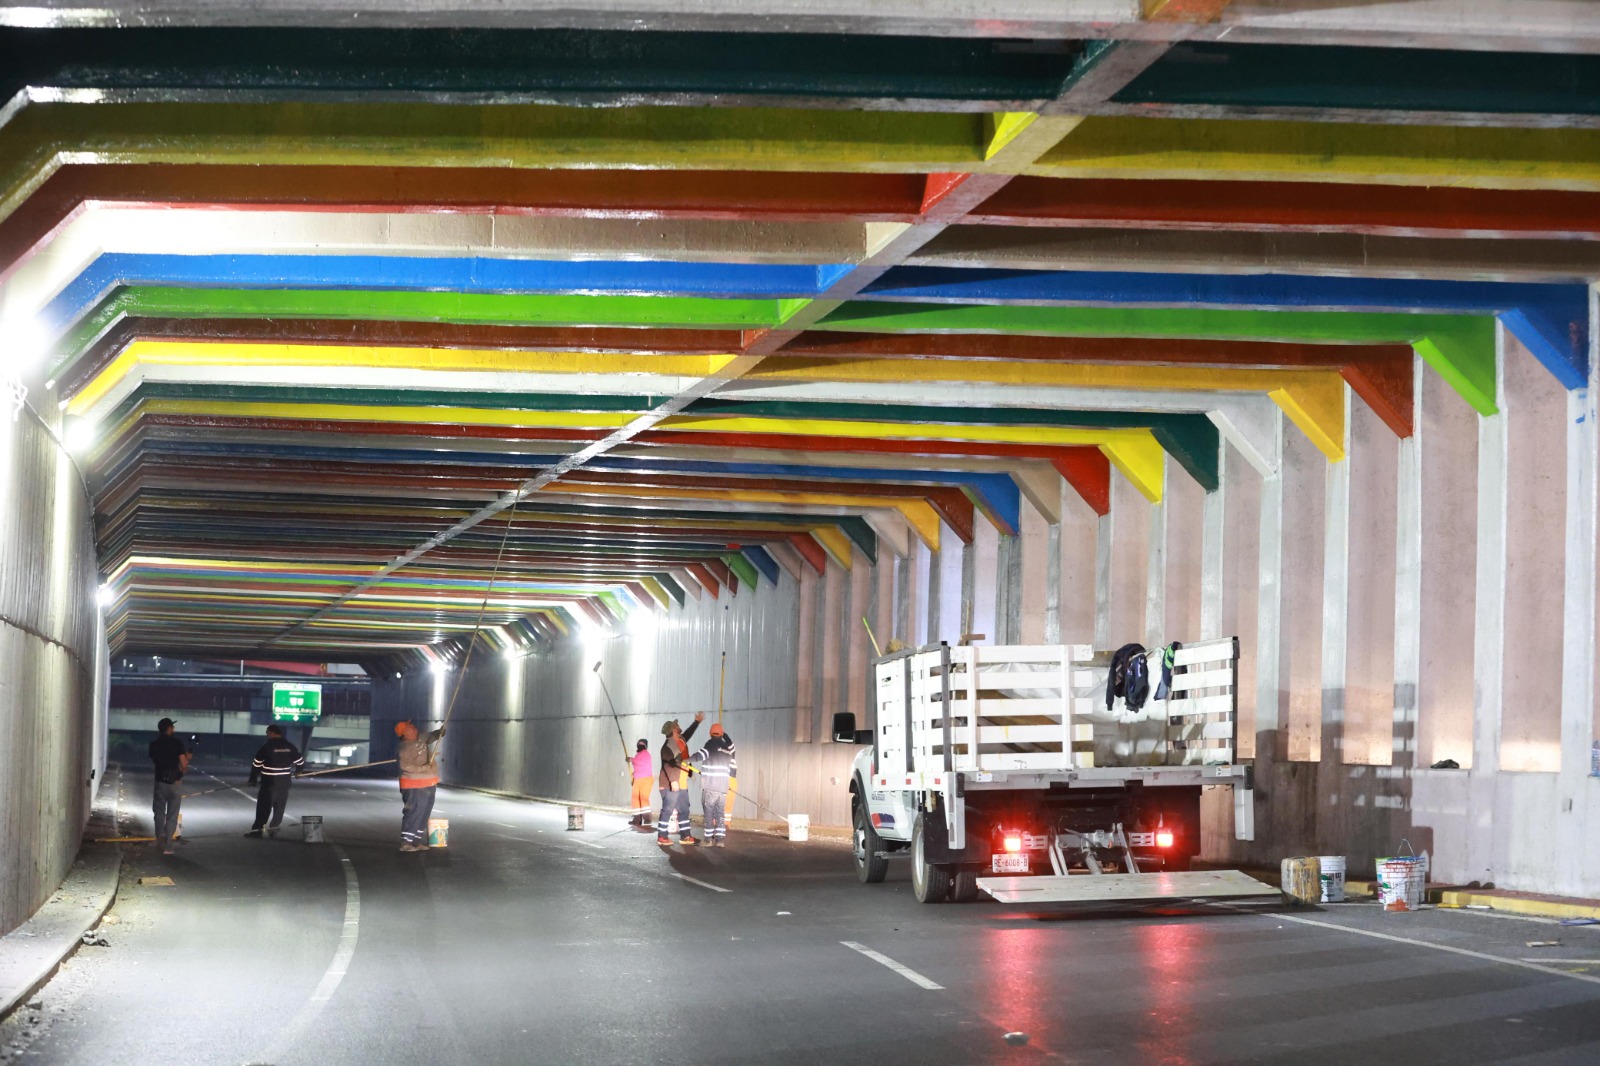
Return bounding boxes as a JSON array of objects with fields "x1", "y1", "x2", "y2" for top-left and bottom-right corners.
[
  {"x1": 787, "y1": 814, "x2": 810, "y2": 842},
  {"x1": 302, "y1": 815, "x2": 324, "y2": 844},
  {"x1": 567, "y1": 805, "x2": 585, "y2": 831},
  {"x1": 1377, "y1": 856, "x2": 1425, "y2": 911},
  {"x1": 427, "y1": 818, "x2": 449, "y2": 848},
  {"x1": 1318, "y1": 855, "x2": 1346, "y2": 902}
]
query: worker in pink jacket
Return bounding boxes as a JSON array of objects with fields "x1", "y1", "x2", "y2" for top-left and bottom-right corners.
[{"x1": 628, "y1": 739, "x2": 653, "y2": 828}]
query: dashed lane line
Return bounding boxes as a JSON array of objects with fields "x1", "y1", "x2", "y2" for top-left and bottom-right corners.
[
  {"x1": 669, "y1": 872, "x2": 731, "y2": 893},
  {"x1": 840, "y1": 941, "x2": 944, "y2": 990},
  {"x1": 255, "y1": 845, "x2": 362, "y2": 1064}
]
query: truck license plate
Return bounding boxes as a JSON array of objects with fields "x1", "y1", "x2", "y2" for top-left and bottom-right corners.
[{"x1": 991, "y1": 853, "x2": 1029, "y2": 874}]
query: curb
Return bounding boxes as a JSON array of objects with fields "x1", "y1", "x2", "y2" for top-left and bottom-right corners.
[
  {"x1": 0, "y1": 767, "x2": 125, "y2": 1021},
  {"x1": 1433, "y1": 889, "x2": 1600, "y2": 921}
]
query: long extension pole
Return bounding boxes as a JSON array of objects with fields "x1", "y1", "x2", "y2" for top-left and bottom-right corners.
[
  {"x1": 716, "y1": 650, "x2": 727, "y2": 725},
  {"x1": 592, "y1": 661, "x2": 629, "y2": 759}
]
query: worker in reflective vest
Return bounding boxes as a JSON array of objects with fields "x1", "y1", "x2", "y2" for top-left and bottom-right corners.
[
  {"x1": 245, "y1": 724, "x2": 303, "y2": 838},
  {"x1": 395, "y1": 721, "x2": 446, "y2": 852},
  {"x1": 689, "y1": 723, "x2": 737, "y2": 847},
  {"x1": 656, "y1": 711, "x2": 704, "y2": 845},
  {"x1": 629, "y1": 739, "x2": 653, "y2": 827}
]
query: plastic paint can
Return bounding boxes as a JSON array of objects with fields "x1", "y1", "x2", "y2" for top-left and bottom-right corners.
[
  {"x1": 1376, "y1": 856, "x2": 1425, "y2": 911},
  {"x1": 1317, "y1": 855, "x2": 1346, "y2": 903},
  {"x1": 427, "y1": 818, "x2": 449, "y2": 848},
  {"x1": 302, "y1": 815, "x2": 324, "y2": 844},
  {"x1": 1279, "y1": 856, "x2": 1321, "y2": 906},
  {"x1": 787, "y1": 814, "x2": 810, "y2": 842},
  {"x1": 567, "y1": 805, "x2": 585, "y2": 831}
]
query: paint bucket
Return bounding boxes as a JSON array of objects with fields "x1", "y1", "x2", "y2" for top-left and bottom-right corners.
[
  {"x1": 1376, "y1": 856, "x2": 1425, "y2": 911},
  {"x1": 302, "y1": 815, "x2": 324, "y2": 844},
  {"x1": 1279, "y1": 856, "x2": 1321, "y2": 906},
  {"x1": 567, "y1": 805, "x2": 585, "y2": 831},
  {"x1": 427, "y1": 818, "x2": 449, "y2": 848},
  {"x1": 1318, "y1": 855, "x2": 1347, "y2": 903},
  {"x1": 787, "y1": 814, "x2": 810, "y2": 842}
]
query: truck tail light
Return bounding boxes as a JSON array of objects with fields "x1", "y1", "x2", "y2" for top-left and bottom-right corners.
[
  {"x1": 1155, "y1": 829, "x2": 1175, "y2": 849},
  {"x1": 1003, "y1": 833, "x2": 1023, "y2": 853}
]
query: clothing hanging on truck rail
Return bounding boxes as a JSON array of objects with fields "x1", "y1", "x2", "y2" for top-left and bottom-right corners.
[{"x1": 1106, "y1": 643, "x2": 1149, "y2": 713}]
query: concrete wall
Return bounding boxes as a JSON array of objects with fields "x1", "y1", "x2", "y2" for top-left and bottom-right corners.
[{"x1": 0, "y1": 409, "x2": 104, "y2": 934}]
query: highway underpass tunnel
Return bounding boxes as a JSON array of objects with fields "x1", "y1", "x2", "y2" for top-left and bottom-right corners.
[{"x1": 2, "y1": 4, "x2": 1600, "y2": 1063}]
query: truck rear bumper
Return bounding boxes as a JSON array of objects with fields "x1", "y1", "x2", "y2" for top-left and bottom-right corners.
[{"x1": 977, "y1": 869, "x2": 1277, "y2": 907}]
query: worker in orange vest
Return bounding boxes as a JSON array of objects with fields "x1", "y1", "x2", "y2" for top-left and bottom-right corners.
[{"x1": 628, "y1": 739, "x2": 653, "y2": 828}]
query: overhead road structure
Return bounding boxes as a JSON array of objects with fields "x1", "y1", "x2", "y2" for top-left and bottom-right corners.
[{"x1": 0, "y1": 9, "x2": 1595, "y2": 677}]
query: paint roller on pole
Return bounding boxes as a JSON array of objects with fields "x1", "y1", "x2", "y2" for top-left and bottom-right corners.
[{"x1": 592, "y1": 660, "x2": 630, "y2": 760}]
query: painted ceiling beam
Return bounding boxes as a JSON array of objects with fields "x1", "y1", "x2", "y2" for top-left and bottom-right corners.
[
  {"x1": 0, "y1": 26, "x2": 1102, "y2": 108},
  {"x1": 912, "y1": 228, "x2": 1600, "y2": 288},
  {"x1": 1113, "y1": 41, "x2": 1600, "y2": 126},
  {"x1": 816, "y1": 300, "x2": 1498, "y2": 416},
  {"x1": 968, "y1": 177, "x2": 1600, "y2": 239},
  {"x1": 859, "y1": 267, "x2": 1589, "y2": 388},
  {"x1": 1031, "y1": 116, "x2": 1600, "y2": 190}
]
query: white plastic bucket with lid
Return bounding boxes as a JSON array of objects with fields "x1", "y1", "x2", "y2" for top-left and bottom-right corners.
[
  {"x1": 787, "y1": 814, "x2": 810, "y2": 842},
  {"x1": 567, "y1": 805, "x2": 585, "y2": 831},
  {"x1": 427, "y1": 818, "x2": 449, "y2": 848},
  {"x1": 302, "y1": 815, "x2": 324, "y2": 844},
  {"x1": 1318, "y1": 855, "x2": 1346, "y2": 902}
]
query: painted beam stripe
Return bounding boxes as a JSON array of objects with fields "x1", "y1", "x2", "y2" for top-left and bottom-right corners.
[
  {"x1": 816, "y1": 301, "x2": 1498, "y2": 416},
  {"x1": 859, "y1": 267, "x2": 1588, "y2": 389},
  {"x1": 1031, "y1": 116, "x2": 1600, "y2": 191}
]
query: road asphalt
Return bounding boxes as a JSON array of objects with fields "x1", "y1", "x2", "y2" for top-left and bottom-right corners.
[{"x1": 3, "y1": 764, "x2": 1599, "y2": 1065}]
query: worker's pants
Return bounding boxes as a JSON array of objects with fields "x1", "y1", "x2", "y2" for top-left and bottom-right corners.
[
  {"x1": 657, "y1": 788, "x2": 692, "y2": 839},
  {"x1": 630, "y1": 778, "x2": 653, "y2": 822},
  {"x1": 702, "y1": 790, "x2": 727, "y2": 841},
  {"x1": 401, "y1": 784, "x2": 437, "y2": 845},
  {"x1": 252, "y1": 776, "x2": 292, "y2": 830},
  {"x1": 152, "y1": 780, "x2": 181, "y2": 846}
]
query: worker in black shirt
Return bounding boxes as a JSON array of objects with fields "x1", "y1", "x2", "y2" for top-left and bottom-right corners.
[
  {"x1": 148, "y1": 718, "x2": 190, "y2": 856},
  {"x1": 245, "y1": 724, "x2": 304, "y2": 838}
]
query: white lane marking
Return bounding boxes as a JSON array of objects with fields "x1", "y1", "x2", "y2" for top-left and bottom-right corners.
[
  {"x1": 202, "y1": 770, "x2": 254, "y2": 803},
  {"x1": 263, "y1": 845, "x2": 362, "y2": 1061},
  {"x1": 840, "y1": 941, "x2": 944, "y2": 990},
  {"x1": 569, "y1": 837, "x2": 606, "y2": 850},
  {"x1": 1239, "y1": 909, "x2": 1600, "y2": 988},
  {"x1": 670, "y1": 872, "x2": 731, "y2": 893},
  {"x1": 1520, "y1": 958, "x2": 1600, "y2": 964},
  {"x1": 491, "y1": 821, "x2": 517, "y2": 828}
]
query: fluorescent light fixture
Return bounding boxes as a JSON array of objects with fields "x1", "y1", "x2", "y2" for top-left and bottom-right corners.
[
  {"x1": 431, "y1": 660, "x2": 449, "y2": 676},
  {"x1": 629, "y1": 608, "x2": 657, "y2": 636},
  {"x1": 0, "y1": 317, "x2": 51, "y2": 374},
  {"x1": 63, "y1": 419, "x2": 96, "y2": 455},
  {"x1": 95, "y1": 584, "x2": 114, "y2": 607}
]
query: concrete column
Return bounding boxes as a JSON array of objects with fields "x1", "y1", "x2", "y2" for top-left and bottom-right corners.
[
  {"x1": 1164, "y1": 456, "x2": 1206, "y2": 643},
  {"x1": 1095, "y1": 511, "x2": 1112, "y2": 649},
  {"x1": 1146, "y1": 476, "x2": 1167, "y2": 649},
  {"x1": 1346, "y1": 388, "x2": 1400, "y2": 767},
  {"x1": 1394, "y1": 356, "x2": 1423, "y2": 773},
  {"x1": 1221, "y1": 444, "x2": 1263, "y2": 758},
  {"x1": 969, "y1": 521, "x2": 993, "y2": 643},
  {"x1": 894, "y1": 552, "x2": 914, "y2": 649},
  {"x1": 1282, "y1": 417, "x2": 1327, "y2": 764},
  {"x1": 1107, "y1": 473, "x2": 1151, "y2": 647},
  {"x1": 820, "y1": 560, "x2": 845, "y2": 741},
  {"x1": 1201, "y1": 445, "x2": 1227, "y2": 642},
  {"x1": 1501, "y1": 329, "x2": 1567, "y2": 773},
  {"x1": 1055, "y1": 482, "x2": 1096, "y2": 645},
  {"x1": 1020, "y1": 496, "x2": 1052, "y2": 644},
  {"x1": 923, "y1": 543, "x2": 940, "y2": 646},
  {"x1": 1321, "y1": 401, "x2": 1350, "y2": 769},
  {"x1": 1473, "y1": 340, "x2": 1509, "y2": 776},
  {"x1": 1421, "y1": 356, "x2": 1480, "y2": 769}
]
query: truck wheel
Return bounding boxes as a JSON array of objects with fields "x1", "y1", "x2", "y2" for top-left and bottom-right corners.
[
  {"x1": 950, "y1": 868, "x2": 981, "y2": 903},
  {"x1": 853, "y1": 802, "x2": 889, "y2": 884},
  {"x1": 911, "y1": 814, "x2": 952, "y2": 904}
]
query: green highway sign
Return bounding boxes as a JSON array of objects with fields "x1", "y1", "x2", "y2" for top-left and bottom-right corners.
[{"x1": 271, "y1": 682, "x2": 323, "y2": 723}]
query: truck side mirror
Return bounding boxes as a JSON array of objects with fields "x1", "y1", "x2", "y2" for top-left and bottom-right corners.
[{"x1": 833, "y1": 712, "x2": 871, "y2": 744}]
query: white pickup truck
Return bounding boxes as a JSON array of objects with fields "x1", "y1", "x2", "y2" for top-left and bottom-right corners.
[{"x1": 832, "y1": 637, "x2": 1272, "y2": 906}]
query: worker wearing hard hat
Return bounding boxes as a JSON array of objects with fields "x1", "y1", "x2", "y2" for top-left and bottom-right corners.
[
  {"x1": 689, "y1": 723, "x2": 738, "y2": 848},
  {"x1": 656, "y1": 711, "x2": 704, "y2": 845},
  {"x1": 395, "y1": 720, "x2": 446, "y2": 852}
]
